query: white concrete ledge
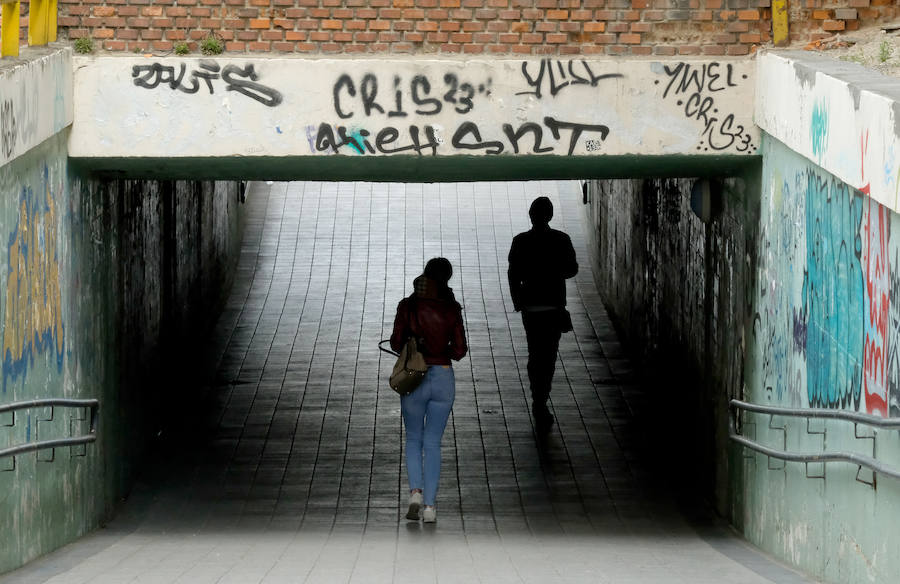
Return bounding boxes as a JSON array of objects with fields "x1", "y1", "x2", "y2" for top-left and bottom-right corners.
[
  {"x1": 69, "y1": 56, "x2": 758, "y2": 162},
  {"x1": 0, "y1": 47, "x2": 74, "y2": 168},
  {"x1": 756, "y1": 50, "x2": 900, "y2": 212}
]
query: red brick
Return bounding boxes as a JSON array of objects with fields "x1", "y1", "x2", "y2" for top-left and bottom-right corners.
[
  {"x1": 654, "y1": 45, "x2": 676, "y2": 55},
  {"x1": 93, "y1": 6, "x2": 115, "y2": 16},
  {"x1": 546, "y1": 9, "x2": 568, "y2": 19},
  {"x1": 822, "y1": 19, "x2": 846, "y2": 31},
  {"x1": 321, "y1": 19, "x2": 342, "y2": 29},
  {"x1": 285, "y1": 30, "x2": 307, "y2": 40},
  {"x1": 727, "y1": 44, "x2": 750, "y2": 55},
  {"x1": 142, "y1": 6, "x2": 162, "y2": 16},
  {"x1": 619, "y1": 32, "x2": 640, "y2": 44},
  {"x1": 630, "y1": 22, "x2": 651, "y2": 32},
  {"x1": 631, "y1": 46, "x2": 652, "y2": 55},
  {"x1": 584, "y1": 22, "x2": 605, "y2": 32},
  {"x1": 737, "y1": 9, "x2": 759, "y2": 20},
  {"x1": 811, "y1": 9, "x2": 831, "y2": 19},
  {"x1": 249, "y1": 41, "x2": 271, "y2": 50},
  {"x1": 593, "y1": 33, "x2": 616, "y2": 44},
  {"x1": 702, "y1": 44, "x2": 726, "y2": 55}
]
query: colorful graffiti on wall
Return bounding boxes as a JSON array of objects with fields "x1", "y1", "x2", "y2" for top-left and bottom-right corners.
[
  {"x1": 2, "y1": 166, "x2": 65, "y2": 391},
  {"x1": 756, "y1": 139, "x2": 900, "y2": 417}
]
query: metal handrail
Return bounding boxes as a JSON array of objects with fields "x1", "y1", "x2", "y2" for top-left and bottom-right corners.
[
  {"x1": 731, "y1": 399, "x2": 900, "y2": 428},
  {"x1": 729, "y1": 399, "x2": 900, "y2": 482},
  {"x1": 0, "y1": 398, "x2": 100, "y2": 460}
]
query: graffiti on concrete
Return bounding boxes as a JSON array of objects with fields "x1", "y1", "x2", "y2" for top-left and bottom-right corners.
[
  {"x1": 1, "y1": 100, "x2": 16, "y2": 159},
  {"x1": 657, "y1": 62, "x2": 755, "y2": 153},
  {"x1": 803, "y1": 171, "x2": 865, "y2": 410},
  {"x1": 754, "y1": 171, "x2": 806, "y2": 406},
  {"x1": 332, "y1": 72, "x2": 491, "y2": 118},
  {"x1": 810, "y1": 99, "x2": 828, "y2": 161},
  {"x1": 132, "y1": 61, "x2": 283, "y2": 107},
  {"x1": 516, "y1": 59, "x2": 623, "y2": 99},
  {"x1": 889, "y1": 235, "x2": 900, "y2": 416},
  {"x1": 863, "y1": 199, "x2": 890, "y2": 416},
  {"x1": 2, "y1": 168, "x2": 65, "y2": 391},
  {"x1": 313, "y1": 117, "x2": 609, "y2": 157}
]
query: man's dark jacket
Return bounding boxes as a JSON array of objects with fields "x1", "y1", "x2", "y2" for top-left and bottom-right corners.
[{"x1": 508, "y1": 226, "x2": 578, "y2": 310}]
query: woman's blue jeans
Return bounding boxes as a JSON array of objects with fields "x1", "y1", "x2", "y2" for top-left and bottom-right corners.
[{"x1": 401, "y1": 365, "x2": 455, "y2": 506}]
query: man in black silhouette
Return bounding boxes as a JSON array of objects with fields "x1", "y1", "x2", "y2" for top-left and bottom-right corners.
[{"x1": 508, "y1": 196, "x2": 578, "y2": 431}]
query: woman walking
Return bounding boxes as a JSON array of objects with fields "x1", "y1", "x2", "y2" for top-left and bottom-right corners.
[{"x1": 390, "y1": 258, "x2": 467, "y2": 523}]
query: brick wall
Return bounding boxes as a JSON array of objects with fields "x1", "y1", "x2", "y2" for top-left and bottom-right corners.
[{"x1": 6, "y1": 0, "x2": 900, "y2": 55}]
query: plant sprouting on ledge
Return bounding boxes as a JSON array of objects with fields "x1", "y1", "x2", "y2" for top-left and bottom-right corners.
[
  {"x1": 200, "y1": 34, "x2": 223, "y2": 56},
  {"x1": 73, "y1": 37, "x2": 94, "y2": 54},
  {"x1": 174, "y1": 42, "x2": 190, "y2": 56}
]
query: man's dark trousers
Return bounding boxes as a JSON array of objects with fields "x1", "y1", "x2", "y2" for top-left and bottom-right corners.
[{"x1": 522, "y1": 310, "x2": 562, "y2": 411}]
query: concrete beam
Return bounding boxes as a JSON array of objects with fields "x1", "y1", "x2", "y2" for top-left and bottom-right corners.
[
  {"x1": 70, "y1": 56, "x2": 758, "y2": 177},
  {"x1": 0, "y1": 46, "x2": 73, "y2": 167},
  {"x1": 756, "y1": 50, "x2": 900, "y2": 212}
]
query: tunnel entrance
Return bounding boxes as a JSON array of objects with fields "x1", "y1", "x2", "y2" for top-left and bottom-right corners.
[{"x1": 153, "y1": 178, "x2": 670, "y2": 537}]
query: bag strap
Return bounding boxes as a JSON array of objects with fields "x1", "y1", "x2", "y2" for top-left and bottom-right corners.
[{"x1": 378, "y1": 339, "x2": 399, "y2": 357}]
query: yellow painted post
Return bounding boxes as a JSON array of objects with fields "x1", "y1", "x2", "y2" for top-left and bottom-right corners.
[
  {"x1": 28, "y1": 0, "x2": 48, "y2": 46},
  {"x1": 48, "y1": 0, "x2": 57, "y2": 42},
  {"x1": 1, "y1": 0, "x2": 20, "y2": 58},
  {"x1": 772, "y1": 0, "x2": 789, "y2": 47}
]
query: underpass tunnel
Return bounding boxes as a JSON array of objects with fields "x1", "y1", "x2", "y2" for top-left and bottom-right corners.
[
  {"x1": 147, "y1": 175, "x2": 746, "y2": 534},
  {"x1": 1, "y1": 167, "x2": 809, "y2": 584}
]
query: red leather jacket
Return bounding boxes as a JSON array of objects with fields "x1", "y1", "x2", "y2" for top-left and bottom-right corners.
[{"x1": 390, "y1": 278, "x2": 467, "y2": 366}]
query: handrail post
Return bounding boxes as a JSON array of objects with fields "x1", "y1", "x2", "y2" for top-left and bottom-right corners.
[
  {"x1": 28, "y1": 0, "x2": 49, "y2": 46},
  {"x1": 1, "y1": 0, "x2": 20, "y2": 58}
]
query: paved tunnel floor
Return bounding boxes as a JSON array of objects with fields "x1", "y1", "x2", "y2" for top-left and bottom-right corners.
[{"x1": 2, "y1": 181, "x2": 815, "y2": 584}]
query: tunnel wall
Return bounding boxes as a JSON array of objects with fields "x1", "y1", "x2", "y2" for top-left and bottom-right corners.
[
  {"x1": 583, "y1": 50, "x2": 900, "y2": 582},
  {"x1": 737, "y1": 135, "x2": 900, "y2": 584},
  {"x1": 581, "y1": 169, "x2": 759, "y2": 513},
  {"x1": 0, "y1": 51, "x2": 246, "y2": 574}
]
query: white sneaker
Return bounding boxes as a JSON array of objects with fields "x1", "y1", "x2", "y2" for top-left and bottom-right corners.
[
  {"x1": 406, "y1": 491, "x2": 422, "y2": 521},
  {"x1": 423, "y1": 506, "x2": 436, "y2": 523}
]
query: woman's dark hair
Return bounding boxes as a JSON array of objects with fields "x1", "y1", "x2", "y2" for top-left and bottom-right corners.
[
  {"x1": 424, "y1": 257, "x2": 452, "y2": 284},
  {"x1": 424, "y1": 257, "x2": 455, "y2": 300}
]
